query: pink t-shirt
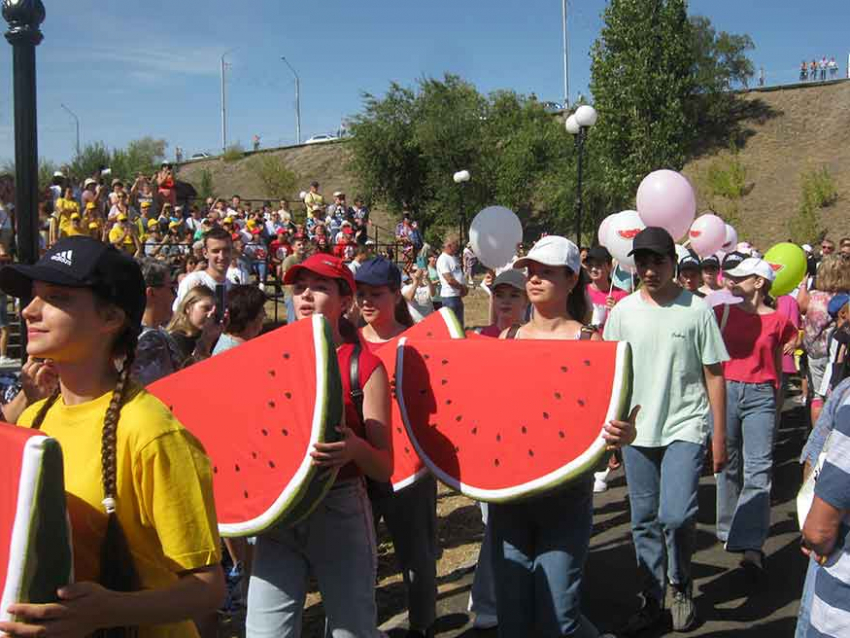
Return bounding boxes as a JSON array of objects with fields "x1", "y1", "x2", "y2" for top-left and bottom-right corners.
[
  {"x1": 776, "y1": 295, "x2": 801, "y2": 374},
  {"x1": 586, "y1": 283, "x2": 629, "y2": 328},
  {"x1": 715, "y1": 304, "x2": 797, "y2": 388}
]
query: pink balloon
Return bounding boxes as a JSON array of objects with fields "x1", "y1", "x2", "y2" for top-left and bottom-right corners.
[
  {"x1": 636, "y1": 170, "x2": 696, "y2": 241},
  {"x1": 721, "y1": 224, "x2": 738, "y2": 252},
  {"x1": 688, "y1": 214, "x2": 727, "y2": 257},
  {"x1": 606, "y1": 210, "x2": 646, "y2": 269},
  {"x1": 598, "y1": 214, "x2": 616, "y2": 247}
]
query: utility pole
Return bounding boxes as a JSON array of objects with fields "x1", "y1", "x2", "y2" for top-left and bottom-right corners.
[
  {"x1": 220, "y1": 50, "x2": 233, "y2": 153},
  {"x1": 60, "y1": 103, "x2": 79, "y2": 158},
  {"x1": 281, "y1": 56, "x2": 301, "y2": 145},
  {"x1": 562, "y1": 0, "x2": 569, "y2": 109}
]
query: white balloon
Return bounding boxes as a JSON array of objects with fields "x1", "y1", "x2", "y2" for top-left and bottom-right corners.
[
  {"x1": 688, "y1": 214, "x2": 727, "y2": 257},
  {"x1": 606, "y1": 210, "x2": 646, "y2": 269},
  {"x1": 299, "y1": 191, "x2": 307, "y2": 201},
  {"x1": 598, "y1": 214, "x2": 616, "y2": 248},
  {"x1": 721, "y1": 224, "x2": 738, "y2": 253},
  {"x1": 469, "y1": 206, "x2": 523, "y2": 269}
]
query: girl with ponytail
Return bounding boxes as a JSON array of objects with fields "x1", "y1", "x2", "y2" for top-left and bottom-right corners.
[{"x1": 0, "y1": 237, "x2": 224, "y2": 638}]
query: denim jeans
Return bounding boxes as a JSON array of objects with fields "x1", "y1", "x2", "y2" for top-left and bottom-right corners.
[
  {"x1": 440, "y1": 295, "x2": 464, "y2": 327},
  {"x1": 246, "y1": 478, "x2": 382, "y2": 638},
  {"x1": 490, "y1": 478, "x2": 600, "y2": 638},
  {"x1": 795, "y1": 556, "x2": 819, "y2": 638},
  {"x1": 371, "y1": 474, "x2": 438, "y2": 631},
  {"x1": 469, "y1": 502, "x2": 497, "y2": 618},
  {"x1": 716, "y1": 380, "x2": 777, "y2": 551},
  {"x1": 623, "y1": 441, "x2": 705, "y2": 603}
]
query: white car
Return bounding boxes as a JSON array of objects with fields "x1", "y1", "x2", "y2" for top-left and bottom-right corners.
[
  {"x1": 188, "y1": 152, "x2": 211, "y2": 161},
  {"x1": 304, "y1": 134, "x2": 338, "y2": 145}
]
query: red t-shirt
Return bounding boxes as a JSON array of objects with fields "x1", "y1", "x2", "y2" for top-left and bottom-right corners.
[
  {"x1": 336, "y1": 341, "x2": 383, "y2": 480},
  {"x1": 714, "y1": 304, "x2": 797, "y2": 388}
]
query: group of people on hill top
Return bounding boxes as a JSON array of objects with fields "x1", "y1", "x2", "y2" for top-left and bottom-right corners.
[
  {"x1": 800, "y1": 57, "x2": 840, "y2": 82},
  {"x1": 1, "y1": 205, "x2": 850, "y2": 638}
]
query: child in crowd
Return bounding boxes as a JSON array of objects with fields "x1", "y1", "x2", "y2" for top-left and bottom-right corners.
[
  {"x1": 819, "y1": 293, "x2": 850, "y2": 397},
  {"x1": 584, "y1": 246, "x2": 628, "y2": 329},
  {"x1": 677, "y1": 251, "x2": 704, "y2": 297},
  {"x1": 698, "y1": 254, "x2": 722, "y2": 295}
]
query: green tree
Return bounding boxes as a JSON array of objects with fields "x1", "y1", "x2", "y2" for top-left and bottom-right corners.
[
  {"x1": 198, "y1": 169, "x2": 215, "y2": 201},
  {"x1": 249, "y1": 154, "x2": 299, "y2": 199},
  {"x1": 788, "y1": 167, "x2": 835, "y2": 244},
  {"x1": 590, "y1": 0, "x2": 697, "y2": 211}
]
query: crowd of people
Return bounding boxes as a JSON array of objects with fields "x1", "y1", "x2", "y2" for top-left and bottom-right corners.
[
  {"x1": 799, "y1": 57, "x2": 841, "y2": 82},
  {"x1": 2, "y1": 163, "x2": 850, "y2": 638}
]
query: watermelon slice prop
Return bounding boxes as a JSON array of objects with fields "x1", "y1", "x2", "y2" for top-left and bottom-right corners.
[
  {"x1": 1, "y1": 424, "x2": 73, "y2": 622},
  {"x1": 373, "y1": 308, "x2": 465, "y2": 492},
  {"x1": 395, "y1": 338, "x2": 632, "y2": 503},
  {"x1": 148, "y1": 314, "x2": 344, "y2": 537}
]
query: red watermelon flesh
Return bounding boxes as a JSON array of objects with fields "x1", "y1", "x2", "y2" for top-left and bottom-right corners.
[
  {"x1": 396, "y1": 338, "x2": 632, "y2": 502},
  {"x1": 1, "y1": 424, "x2": 72, "y2": 621},
  {"x1": 373, "y1": 308, "x2": 464, "y2": 491},
  {"x1": 148, "y1": 314, "x2": 344, "y2": 537}
]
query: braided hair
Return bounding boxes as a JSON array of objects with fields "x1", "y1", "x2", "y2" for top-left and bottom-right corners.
[{"x1": 30, "y1": 320, "x2": 141, "y2": 638}]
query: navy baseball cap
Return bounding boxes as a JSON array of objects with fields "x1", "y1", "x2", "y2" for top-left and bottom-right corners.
[
  {"x1": 701, "y1": 254, "x2": 721, "y2": 268},
  {"x1": 678, "y1": 251, "x2": 701, "y2": 271},
  {"x1": 721, "y1": 251, "x2": 747, "y2": 272},
  {"x1": 355, "y1": 257, "x2": 402, "y2": 288},
  {"x1": 828, "y1": 293, "x2": 850, "y2": 319},
  {"x1": 0, "y1": 236, "x2": 146, "y2": 328}
]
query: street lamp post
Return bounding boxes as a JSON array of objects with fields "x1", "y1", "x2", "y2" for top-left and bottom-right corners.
[
  {"x1": 281, "y1": 56, "x2": 301, "y2": 145},
  {"x1": 453, "y1": 170, "x2": 471, "y2": 244},
  {"x1": 220, "y1": 49, "x2": 234, "y2": 153},
  {"x1": 60, "y1": 102, "x2": 80, "y2": 158},
  {"x1": 566, "y1": 105, "x2": 597, "y2": 246}
]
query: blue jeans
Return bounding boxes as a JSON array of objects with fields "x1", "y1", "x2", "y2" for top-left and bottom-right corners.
[
  {"x1": 246, "y1": 478, "x2": 381, "y2": 638},
  {"x1": 370, "y1": 474, "x2": 438, "y2": 631},
  {"x1": 490, "y1": 478, "x2": 599, "y2": 638},
  {"x1": 716, "y1": 381, "x2": 777, "y2": 551},
  {"x1": 795, "y1": 556, "x2": 819, "y2": 638},
  {"x1": 440, "y1": 295, "x2": 464, "y2": 327},
  {"x1": 470, "y1": 502, "x2": 497, "y2": 618},
  {"x1": 623, "y1": 441, "x2": 705, "y2": 603}
]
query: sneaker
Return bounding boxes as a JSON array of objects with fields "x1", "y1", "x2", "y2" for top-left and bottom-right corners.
[
  {"x1": 620, "y1": 592, "x2": 664, "y2": 634},
  {"x1": 593, "y1": 469, "x2": 610, "y2": 493},
  {"x1": 670, "y1": 583, "x2": 697, "y2": 632},
  {"x1": 472, "y1": 612, "x2": 498, "y2": 629},
  {"x1": 741, "y1": 549, "x2": 765, "y2": 577}
]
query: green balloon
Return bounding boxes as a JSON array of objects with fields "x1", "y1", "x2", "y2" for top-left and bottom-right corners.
[{"x1": 764, "y1": 243, "x2": 807, "y2": 296}]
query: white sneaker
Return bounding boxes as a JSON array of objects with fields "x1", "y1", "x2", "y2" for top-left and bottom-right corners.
[
  {"x1": 472, "y1": 613, "x2": 498, "y2": 629},
  {"x1": 593, "y1": 468, "x2": 610, "y2": 493},
  {"x1": 0, "y1": 356, "x2": 15, "y2": 366}
]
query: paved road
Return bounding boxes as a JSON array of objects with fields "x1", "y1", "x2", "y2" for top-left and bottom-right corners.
[{"x1": 380, "y1": 402, "x2": 810, "y2": 637}]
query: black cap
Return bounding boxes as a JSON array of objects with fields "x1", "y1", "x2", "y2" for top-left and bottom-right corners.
[
  {"x1": 701, "y1": 254, "x2": 720, "y2": 268},
  {"x1": 721, "y1": 251, "x2": 747, "y2": 271},
  {"x1": 0, "y1": 237, "x2": 146, "y2": 329},
  {"x1": 628, "y1": 227, "x2": 675, "y2": 258},
  {"x1": 586, "y1": 246, "x2": 613, "y2": 263},
  {"x1": 678, "y1": 250, "x2": 701, "y2": 271}
]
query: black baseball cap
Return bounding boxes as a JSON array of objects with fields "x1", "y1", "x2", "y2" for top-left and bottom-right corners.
[
  {"x1": 678, "y1": 251, "x2": 701, "y2": 271},
  {"x1": 701, "y1": 254, "x2": 720, "y2": 268},
  {"x1": 0, "y1": 236, "x2": 146, "y2": 328},
  {"x1": 354, "y1": 256, "x2": 402, "y2": 288},
  {"x1": 628, "y1": 227, "x2": 675, "y2": 258},
  {"x1": 721, "y1": 251, "x2": 747, "y2": 271},
  {"x1": 586, "y1": 246, "x2": 613, "y2": 263}
]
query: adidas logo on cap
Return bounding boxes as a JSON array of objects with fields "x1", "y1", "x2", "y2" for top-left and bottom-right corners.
[{"x1": 50, "y1": 250, "x2": 73, "y2": 266}]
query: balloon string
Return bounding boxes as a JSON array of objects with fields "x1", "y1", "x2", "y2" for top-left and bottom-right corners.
[{"x1": 609, "y1": 260, "x2": 617, "y2": 296}]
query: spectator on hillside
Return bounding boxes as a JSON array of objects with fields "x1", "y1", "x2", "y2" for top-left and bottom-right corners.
[
  {"x1": 327, "y1": 191, "x2": 353, "y2": 223},
  {"x1": 820, "y1": 56, "x2": 828, "y2": 82},
  {"x1": 156, "y1": 162, "x2": 177, "y2": 207},
  {"x1": 276, "y1": 199, "x2": 292, "y2": 225},
  {"x1": 403, "y1": 266, "x2": 436, "y2": 323},
  {"x1": 840, "y1": 237, "x2": 850, "y2": 260},
  {"x1": 304, "y1": 181, "x2": 324, "y2": 219},
  {"x1": 353, "y1": 196, "x2": 369, "y2": 224},
  {"x1": 829, "y1": 56, "x2": 839, "y2": 79},
  {"x1": 130, "y1": 174, "x2": 155, "y2": 212},
  {"x1": 810, "y1": 60, "x2": 818, "y2": 81},
  {"x1": 463, "y1": 243, "x2": 477, "y2": 286},
  {"x1": 801, "y1": 61, "x2": 809, "y2": 82}
]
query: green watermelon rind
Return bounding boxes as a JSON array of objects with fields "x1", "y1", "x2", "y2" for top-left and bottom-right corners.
[
  {"x1": 396, "y1": 339, "x2": 633, "y2": 503},
  {"x1": 1, "y1": 436, "x2": 73, "y2": 622},
  {"x1": 389, "y1": 306, "x2": 465, "y2": 493},
  {"x1": 218, "y1": 314, "x2": 344, "y2": 537}
]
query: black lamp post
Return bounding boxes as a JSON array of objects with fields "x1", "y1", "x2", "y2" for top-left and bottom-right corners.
[
  {"x1": 3, "y1": 0, "x2": 45, "y2": 362},
  {"x1": 566, "y1": 105, "x2": 597, "y2": 246}
]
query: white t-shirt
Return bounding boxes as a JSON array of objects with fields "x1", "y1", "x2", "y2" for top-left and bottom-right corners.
[
  {"x1": 437, "y1": 252, "x2": 463, "y2": 298},
  {"x1": 402, "y1": 283, "x2": 435, "y2": 323},
  {"x1": 173, "y1": 270, "x2": 232, "y2": 312}
]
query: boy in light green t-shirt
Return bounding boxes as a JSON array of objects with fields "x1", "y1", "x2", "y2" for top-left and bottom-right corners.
[{"x1": 603, "y1": 227, "x2": 728, "y2": 634}]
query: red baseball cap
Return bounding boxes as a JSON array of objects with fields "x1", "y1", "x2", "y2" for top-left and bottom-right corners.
[{"x1": 283, "y1": 253, "x2": 356, "y2": 293}]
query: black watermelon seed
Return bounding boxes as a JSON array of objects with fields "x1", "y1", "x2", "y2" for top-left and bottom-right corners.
[
  {"x1": 420, "y1": 389, "x2": 427, "y2": 395},
  {"x1": 472, "y1": 427, "x2": 478, "y2": 435},
  {"x1": 554, "y1": 392, "x2": 562, "y2": 400},
  {"x1": 243, "y1": 490, "x2": 249, "y2": 498},
  {"x1": 235, "y1": 464, "x2": 241, "y2": 472},
  {"x1": 446, "y1": 399, "x2": 452, "y2": 405},
  {"x1": 496, "y1": 434, "x2": 502, "y2": 442},
  {"x1": 529, "y1": 449, "x2": 534, "y2": 457},
  {"x1": 168, "y1": 405, "x2": 174, "y2": 412},
  {"x1": 455, "y1": 415, "x2": 462, "y2": 422},
  {"x1": 268, "y1": 461, "x2": 275, "y2": 469},
  {"x1": 285, "y1": 392, "x2": 292, "y2": 399},
  {"x1": 560, "y1": 366, "x2": 568, "y2": 372},
  {"x1": 426, "y1": 331, "x2": 433, "y2": 337},
  {"x1": 429, "y1": 423, "x2": 437, "y2": 428},
  {"x1": 441, "y1": 359, "x2": 448, "y2": 365},
  {"x1": 494, "y1": 459, "x2": 500, "y2": 467},
  {"x1": 251, "y1": 451, "x2": 258, "y2": 459},
  {"x1": 578, "y1": 399, "x2": 585, "y2": 407},
  {"x1": 281, "y1": 429, "x2": 289, "y2": 436},
  {"x1": 213, "y1": 466, "x2": 218, "y2": 474},
  {"x1": 559, "y1": 431, "x2": 565, "y2": 438},
  {"x1": 283, "y1": 353, "x2": 290, "y2": 359},
  {"x1": 521, "y1": 426, "x2": 527, "y2": 434},
  {"x1": 454, "y1": 445, "x2": 460, "y2": 452},
  {"x1": 404, "y1": 446, "x2": 410, "y2": 454},
  {"x1": 543, "y1": 412, "x2": 550, "y2": 420},
  {"x1": 583, "y1": 360, "x2": 591, "y2": 366},
  {"x1": 441, "y1": 379, "x2": 448, "y2": 385},
  {"x1": 424, "y1": 354, "x2": 430, "y2": 360},
  {"x1": 268, "y1": 400, "x2": 276, "y2": 408},
  {"x1": 261, "y1": 428, "x2": 269, "y2": 436},
  {"x1": 397, "y1": 427, "x2": 402, "y2": 433},
  {"x1": 268, "y1": 370, "x2": 276, "y2": 377}
]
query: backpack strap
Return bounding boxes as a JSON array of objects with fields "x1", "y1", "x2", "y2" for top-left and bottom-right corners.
[
  {"x1": 349, "y1": 342, "x2": 365, "y2": 424},
  {"x1": 506, "y1": 323, "x2": 521, "y2": 340},
  {"x1": 720, "y1": 304, "x2": 730, "y2": 333},
  {"x1": 579, "y1": 324, "x2": 597, "y2": 341}
]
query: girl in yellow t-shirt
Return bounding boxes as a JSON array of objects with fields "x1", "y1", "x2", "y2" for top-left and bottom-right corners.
[
  {"x1": 0, "y1": 236, "x2": 224, "y2": 638},
  {"x1": 55, "y1": 186, "x2": 80, "y2": 239}
]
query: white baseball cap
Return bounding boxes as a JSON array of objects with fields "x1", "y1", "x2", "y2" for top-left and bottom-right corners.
[
  {"x1": 513, "y1": 235, "x2": 581, "y2": 273},
  {"x1": 724, "y1": 257, "x2": 776, "y2": 282},
  {"x1": 802, "y1": 243, "x2": 813, "y2": 253}
]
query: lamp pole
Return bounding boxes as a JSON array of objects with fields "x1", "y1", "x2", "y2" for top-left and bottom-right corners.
[
  {"x1": 453, "y1": 170, "x2": 471, "y2": 244},
  {"x1": 281, "y1": 56, "x2": 301, "y2": 145},
  {"x1": 566, "y1": 105, "x2": 598, "y2": 246},
  {"x1": 561, "y1": 0, "x2": 569, "y2": 109},
  {"x1": 60, "y1": 102, "x2": 80, "y2": 158},
  {"x1": 220, "y1": 49, "x2": 233, "y2": 153}
]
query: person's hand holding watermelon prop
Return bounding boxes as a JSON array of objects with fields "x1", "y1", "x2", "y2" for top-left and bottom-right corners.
[{"x1": 603, "y1": 405, "x2": 640, "y2": 451}]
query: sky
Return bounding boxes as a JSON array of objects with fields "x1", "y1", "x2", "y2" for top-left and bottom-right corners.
[{"x1": 0, "y1": 0, "x2": 847, "y2": 166}]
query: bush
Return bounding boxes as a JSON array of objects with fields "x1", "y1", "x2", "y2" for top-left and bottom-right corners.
[
  {"x1": 802, "y1": 166, "x2": 838, "y2": 210},
  {"x1": 249, "y1": 154, "x2": 298, "y2": 199},
  {"x1": 198, "y1": 169, "x2": 215, "y2": 201},
  {"x1": 222, "y1": 144, "x2": 244, "y2": 163}
]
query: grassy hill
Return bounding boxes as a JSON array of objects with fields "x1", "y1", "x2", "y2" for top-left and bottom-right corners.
[{"x1": 178, "y1": 80, "x2": 850, "y2": 248}]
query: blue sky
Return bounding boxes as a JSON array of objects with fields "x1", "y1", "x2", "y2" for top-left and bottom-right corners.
[{"x1": 0, "y1": 0, "x2": 847, "y2": 165}]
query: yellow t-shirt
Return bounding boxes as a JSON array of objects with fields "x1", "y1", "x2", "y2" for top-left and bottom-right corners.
[
  {"x1": 108, "y1": 225, "x2": 136, "y2": 253},
  {"x1": 65, "y1": 223, "x2": 87, "y2": 237},
  {"x1": 55, "y1": 198, "x2": 80, "y2": 238},
  {"x1": 303, "y1": 191, "x2": 324, "y2": 218},
  {"x1": 19, "y1": 386, "x2": 221, "y2": 638}
]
